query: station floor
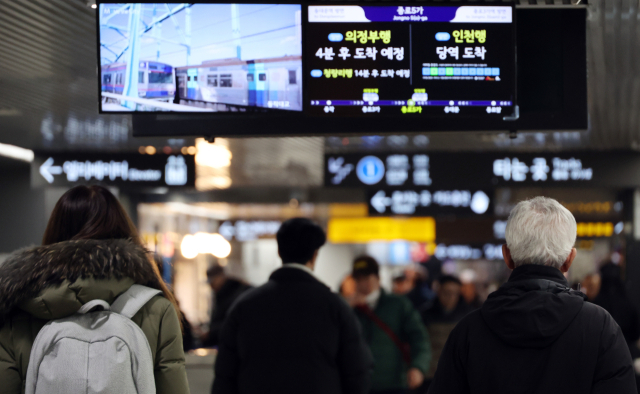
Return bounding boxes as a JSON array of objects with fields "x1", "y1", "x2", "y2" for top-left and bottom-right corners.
[{"x1": 186, "y1": 350, "x2": 216, "y2": 394}]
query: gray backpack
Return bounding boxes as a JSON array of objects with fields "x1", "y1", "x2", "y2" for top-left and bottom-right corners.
[{"x1": 25, "y1": 285, "x2": 162, "y2": 394}]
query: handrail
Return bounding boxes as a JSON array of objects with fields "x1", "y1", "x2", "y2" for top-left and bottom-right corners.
[{"x1": 101, "y1": 92, "x2": 214, "y2": 112}]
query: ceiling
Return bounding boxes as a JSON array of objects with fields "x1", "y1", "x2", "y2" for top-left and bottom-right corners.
[{"x1": 0, "y1": 0, "x2": 635, "y2": 172}]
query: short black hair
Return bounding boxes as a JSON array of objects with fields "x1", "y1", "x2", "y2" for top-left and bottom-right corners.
[
  {"x1": 206, "y1": 265, "x2": 225, "y2": 278},
  {"x1": 277, "y1": 218, "x2": 326, "y2": 264},
  {"x1": 439, "y1": 275, "x2": 462, "y2": 287}
]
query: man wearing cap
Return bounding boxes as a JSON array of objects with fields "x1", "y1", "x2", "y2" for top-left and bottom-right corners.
[{"x1": 349, "y1": 255, "x2": 432, "y2": 394}]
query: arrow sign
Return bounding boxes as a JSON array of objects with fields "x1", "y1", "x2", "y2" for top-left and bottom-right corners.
[
  {"x1": 370, "y1": 190, "x2": 392, "y2": 213},
  {"x1": 39, "y1": 157, "x2": 63, "y2": 184}
]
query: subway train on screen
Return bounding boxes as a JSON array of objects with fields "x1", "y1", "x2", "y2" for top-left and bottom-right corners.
[
  {"x1": 101, "y1": 61, "x2": 175, "y2": 100},
  {"x1": 175, "y1": 56, "x2": 302, "y2": 111}
]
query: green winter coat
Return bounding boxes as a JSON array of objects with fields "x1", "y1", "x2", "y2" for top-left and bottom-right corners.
[
  {"x1": 0, "y1": 239, "x2": 190, "y2": 394},
  {"x1": 354, "y1": 290, "x2": 431, "y2": 392}
]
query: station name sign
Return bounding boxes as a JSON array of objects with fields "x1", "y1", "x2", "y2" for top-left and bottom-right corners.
[
  {"x1": 31, "y1": 153, "x2": 195, "y2": 188},
  {"x1": 325, "y1": 152, "x2": 640, "y2": 189}
]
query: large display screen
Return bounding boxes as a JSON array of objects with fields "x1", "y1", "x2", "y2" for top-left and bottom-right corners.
[
  {"x1": 98, "y1": 3, "x2": 302, "y2": 113},
  {"x1": 306, "y1": 5, "x2": 515, "y2": 117},
  {"x1": 127, "y1": 6, "x2": 587, "y2": 135}
]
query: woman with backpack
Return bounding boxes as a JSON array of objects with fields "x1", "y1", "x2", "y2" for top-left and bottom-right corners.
[{"x1": 0, "y1": 185, "x2": 190, "y2": 394}]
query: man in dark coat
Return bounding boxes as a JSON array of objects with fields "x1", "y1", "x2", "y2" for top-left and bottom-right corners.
[
  {"x1": 421, "y1": 275, "x2": 472, "y2": 388},
  {"x1": 201, "y1": 265, "x2": 252, "y2": 347},
  {"x1": 212, "y1": 218, "x2": 373, "y2": 394},
  {"x1": 429, "y1": 197, "x2": 637, "y2": 394}
]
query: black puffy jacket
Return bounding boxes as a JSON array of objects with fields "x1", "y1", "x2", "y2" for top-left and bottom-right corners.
[
  {"x1": 429, "y1": 264, "x2": 637, "y2": 394},
  {"x1": 212, "y1": 265, "x2": 373, "y2": 394}
]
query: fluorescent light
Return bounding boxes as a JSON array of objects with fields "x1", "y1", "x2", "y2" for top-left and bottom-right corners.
[{"x1": 0, "y1": 143, "x2": 34, "y2": 163}]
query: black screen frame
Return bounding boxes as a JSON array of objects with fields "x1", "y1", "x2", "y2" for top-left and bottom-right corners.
[{"x1": 95, "y1": 2, "x2": 587, "y2": 137}]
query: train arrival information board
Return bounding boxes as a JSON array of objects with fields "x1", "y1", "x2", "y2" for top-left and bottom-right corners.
[{"x1": 306, "y1": 5, "x2": 515, "y2": 117}]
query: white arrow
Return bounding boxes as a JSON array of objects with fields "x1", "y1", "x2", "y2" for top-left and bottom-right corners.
[
  {"x1": 371, "y1": 190, "x2": 392, "y2": 214},
  {"x1": 39, "y1": 157, "x2": 63, "y2": 184}
]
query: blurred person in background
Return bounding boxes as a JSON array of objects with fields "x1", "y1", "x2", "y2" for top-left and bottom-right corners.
[
  {"x1": 340, "y1": 274, "x2": 357, "y2": 298},
  {"x1": 592, "y1": 262, "x2": 640, "y2": 386},
  {"x1": 581, "y1": 271, "x2": 602, "y2": 301},
  {"x1": 348, "y1": 256, "x2": 431, "y2": 394},
  {"x1": 420, "y1": 275, "x2": 472, "y2": 392},
  {"x1": 200, "y1": 264, "x2": 252, "y2": 348},
  {"x1": 392, "y1": 272, "x2": 413, "y2": 295},
  {"x1": 429, "y1": 197, "x2": 637, "y2": 394},
  {"x1": 0, "y1": 185, "x2": 189, "y2": 394},
  {"x1": 154, "y1": 254, "x2": 196, "y2": 352},
  {"x1": 212, "y1": 218, "x2": 373, "y2": 394},
  {"x1": 404, "y1": 264, "x2": 434, "y2": 310}
]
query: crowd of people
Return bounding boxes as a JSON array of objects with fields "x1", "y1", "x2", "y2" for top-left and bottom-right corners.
[{"x1": 0, "y1": 186, "x2": 638, "y2": 394}]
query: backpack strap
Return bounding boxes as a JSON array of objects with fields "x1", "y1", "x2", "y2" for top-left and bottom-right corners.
[
  {"x1": 355, "y1": 304, "x2": 412, "y2": 366},
  {"x1": 78, "y1": 300, "x2": 110, "y2": 314},
  {"x1": 110, "y1": 284, "x2": 163, "y2": 319}
]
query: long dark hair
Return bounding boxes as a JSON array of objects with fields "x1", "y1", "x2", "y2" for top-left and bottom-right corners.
[{"x1": 43, "y1": 185, "x2": 182, "y2": 327}]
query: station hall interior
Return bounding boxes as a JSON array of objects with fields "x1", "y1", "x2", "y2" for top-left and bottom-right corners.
[{"x1": 2, "y1": 0, "x2": 640, "y2": 393}]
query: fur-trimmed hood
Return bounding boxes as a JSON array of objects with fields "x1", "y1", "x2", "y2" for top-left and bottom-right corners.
[{"x1": 0, "y1": 238, "x2": 162, "y2": 321}]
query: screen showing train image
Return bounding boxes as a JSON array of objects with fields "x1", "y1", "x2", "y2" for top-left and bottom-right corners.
[
  {"x1": 306, "y1": 5, "x2": 515, "y2": 117},
  {"x1": 99, "y1": 3, "x2": 302, "y2": 113}
]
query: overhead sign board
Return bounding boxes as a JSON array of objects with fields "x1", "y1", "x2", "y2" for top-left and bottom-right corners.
[
  {"x1": 435, "y1": 243, "x2": 504, "y2": 261},
  {"x1": 218, "y1": 220, "x2": 282, "y2": 242},
  {"x1": 31, "y1": 153, "x2": 195, "y2": 188},
  {"x1": 368, "y1": 189, "x2": 491, "y2": 216},
  {"x1": 325, "y1": 152, "x2": 640, "y2": 189},
  {"x1": 327, "y1": 217, "x2": 435, "y2": 243}
]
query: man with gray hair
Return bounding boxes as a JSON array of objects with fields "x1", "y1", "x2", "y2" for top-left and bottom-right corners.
[{"x1": 428, "y1": 197, "x2": 637, "y2": 394}]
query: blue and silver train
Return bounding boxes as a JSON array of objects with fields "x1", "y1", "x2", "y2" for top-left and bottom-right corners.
[
  {"x1": 175, "y1": 56, "x2": 302, "y2": 111},
  {"x1": 101, "y1": 61, "x2": 175, "y2": 100}
]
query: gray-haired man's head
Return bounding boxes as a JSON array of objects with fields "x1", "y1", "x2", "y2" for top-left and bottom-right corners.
[{"x1": 503, "y1": 197, "x2": 577, "y2": 271}]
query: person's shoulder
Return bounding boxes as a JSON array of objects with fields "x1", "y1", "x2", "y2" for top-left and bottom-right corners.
[
  {"x1": 385, "y1": 292, "x2": 417, "y2": 310},
  {"x1": 581, "y1": 301, "x2": 609, "y2": 317},
  {"x1": 144, "y1": 294, "x2": 174, "y2": 315},
  {"x1": 580, "y1": 301, "x2": 618, "y2": 333},
  {"x1": 383, "y1": 292, "x2": 409, "y2": 303},
  {"x1": 450, "y1": 308, "x2": 483, "y2": 334}
]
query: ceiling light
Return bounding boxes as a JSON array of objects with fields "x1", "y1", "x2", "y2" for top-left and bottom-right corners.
[
  {"x1": 0, "y1": 143, "x2": 34, "y2": 163},
  {"x1": 182, "y1": 232, "x2": 232, "y2": 259},
  {"x1": 180, "y1": 235, "x2": 199, "y2": 259},
  {"x1": 195, "y1": 139, "x2": 232, "y2": 168}
]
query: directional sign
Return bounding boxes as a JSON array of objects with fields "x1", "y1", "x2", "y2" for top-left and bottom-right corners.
[
  {"x1": 31, "y1": 153, "x2": 195, "y2": 188},
  {"x1": 326, "y1": 152, "x2": 640, "y2": 189},
  {"x1": 368, "y1": 189, "x2": 492, "y2": 216}
]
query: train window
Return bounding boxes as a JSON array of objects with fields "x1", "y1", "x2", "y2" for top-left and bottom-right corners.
[
  {"x1": 259, "y1": 73, "x2": 267, "y2": 81},
  {"x1": 288, "y1": 70, "x2": 297, "y2": 85},
  {"x1": 220, "y1": 74, "x2": 232, "y2": 87},
  {"x1": 149, "y1": 72, "x2": 173, "y2": 84},
  {"x1": 207, "y1": 75, "x2": 218, "y2": 87},
  {"x1": 247, "y1": 74, "x2": 254, "y2": 82},
  {"x1": 103, "y1": 74, "x2": 111, "y2": 84},
  {"x1": 116, "y1": 73, "x2": 122, "y2": 85},
  {"x1": 139, "y1": 71, "x2": 144, "y2": 83}
]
